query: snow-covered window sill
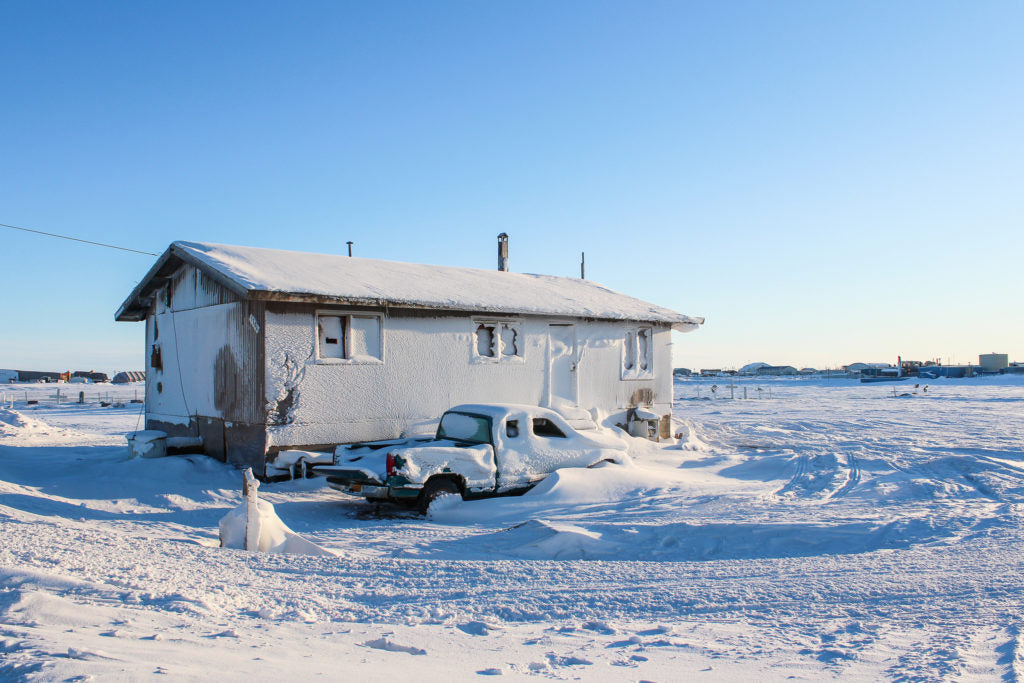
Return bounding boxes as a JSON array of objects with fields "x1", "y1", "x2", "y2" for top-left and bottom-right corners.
[{"x1": 313, "y1": 357, "x2": 384, "y2": 366}]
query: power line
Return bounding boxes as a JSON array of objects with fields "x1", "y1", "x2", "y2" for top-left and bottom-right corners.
[{"x1": 0, "y1": 221, "x2": 158, "y2": 256}]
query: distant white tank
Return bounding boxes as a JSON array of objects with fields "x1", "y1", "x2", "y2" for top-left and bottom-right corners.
[{"x1": 979, "y1": 353, "x2": 1008, "y2": 372}]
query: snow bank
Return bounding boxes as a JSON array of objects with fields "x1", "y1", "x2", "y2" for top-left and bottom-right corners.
[{"x1": 486, "y1": 520, "x2": 609, "y2": 560}]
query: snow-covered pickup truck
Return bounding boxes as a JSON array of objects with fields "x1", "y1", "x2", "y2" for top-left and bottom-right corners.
[{"x1": 315, "y1": 404, "x2": 628, "y2": 512}]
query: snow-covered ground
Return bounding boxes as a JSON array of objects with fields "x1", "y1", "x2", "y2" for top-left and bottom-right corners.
[{"x1": 2, "y1": 377, "x2": 1023, "y2": 680}]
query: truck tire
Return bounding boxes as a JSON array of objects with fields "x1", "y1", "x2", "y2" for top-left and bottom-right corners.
[{"x1": 418, "y1": 477, "x2": 461, "y2": 514}]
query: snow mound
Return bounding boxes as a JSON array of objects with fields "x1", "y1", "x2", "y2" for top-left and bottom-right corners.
[
  {"x1": 0, "y1": 408, "x2": 53, "y2": 437},
  {"x1": 488, "y1": 520, "x2": 610, "y2": 560},
  {"x1": 219, "y1": 498, "x2": 334, "y2": 556},
  {"x1": 523, "y1": 464, "x2": 666, "y2": 504}
]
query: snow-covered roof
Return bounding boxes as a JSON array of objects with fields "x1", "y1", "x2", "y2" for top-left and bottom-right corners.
[
  {"x1": 739, "y1": 362, "x2": 770, "y2": 373},
  {"x1": 116, "y1": 241, "x2": 703, "y2": 330}
]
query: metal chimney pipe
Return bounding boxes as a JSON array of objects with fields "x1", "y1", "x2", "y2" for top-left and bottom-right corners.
[
  {"x1": 581, "y1": 251, "x2": 585, "y2": 279},
  {"x1": 497, "y1": 233, "x2": 509, "y2": 271},
  {"x1": 346, "y1": 241, "x2": 353, "y2": 257}
]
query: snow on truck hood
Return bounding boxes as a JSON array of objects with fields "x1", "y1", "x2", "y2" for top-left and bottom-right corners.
[{"x1": 116, "y1": 241, "x2": 703, "y2": 329}]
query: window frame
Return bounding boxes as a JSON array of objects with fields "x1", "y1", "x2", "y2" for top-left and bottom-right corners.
[
  {"x1": 471, "y1": 318, "x2": 524, "y2": 364},
  {"x1": 314, "y1": 310, "x2": 385, "y2": 365},
  {"x1": 532, "y1": 417, "x2": 567, "y2": 439},
  {"x1": 621, "y1": 325, "x2": 654, "y2": 380}
]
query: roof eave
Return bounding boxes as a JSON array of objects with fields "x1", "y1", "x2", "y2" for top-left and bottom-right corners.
[
  {"x1": 114, "y1": 246, "x2": 178, "y2": 322},
  {"x1": 249, "y1": 289, "x2": 702, "y2": 327},
  {"x1": 115, "y1": 243, "x2": 255, "y2": 322}
]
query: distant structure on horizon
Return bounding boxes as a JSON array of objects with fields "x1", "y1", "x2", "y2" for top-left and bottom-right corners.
[{"x1": 674, "y1": 352, "x2": 1020, "y2": 379}]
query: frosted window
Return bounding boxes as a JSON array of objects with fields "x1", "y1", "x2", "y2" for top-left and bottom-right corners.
[
  {"x1": 623, "y1": 331, "x2": 636, "y2": 371},
  {"x1": 318, "y1": 316, "x2": 345, "y2": 359},
  {"x1": 500, "y1": 324, "x2": 518, "y2": 357},
  {"x1": 638, "y1": 328, "x2": 651, "y2": 372},
  {"x1": 622, "y1": 327, "x2": 653, "y2": 379},
  {"x1": 316, "y1": 313, "x2": 383, "y2": 362},
  {"x1": 437, "y1": 412, "x2": 491, "y2": 444},
  {"x1": 473, "y1": 320, "x2": 522, "y2": 362},
  {"x1": 476, "y1": 324, "x2": 496, "y2": 357},
  {"x1": 350, "y1": 316, "x2": 381, "y2": 360}
]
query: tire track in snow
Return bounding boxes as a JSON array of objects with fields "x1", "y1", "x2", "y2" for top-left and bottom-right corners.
[
  {"x1": 773, "y1": 454, "x2": 809, "y2": 498},
  {"x1": 999, "y1": 623, "x2": 1024, "y2": 682},
  {"x1": 829, "y1": 453, "x2": 861, "y2": 500}
]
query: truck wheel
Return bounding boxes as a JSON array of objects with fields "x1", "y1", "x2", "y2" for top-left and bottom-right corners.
[{"x1": 419, "y1": 478, "x2": 461, "y2": 514}]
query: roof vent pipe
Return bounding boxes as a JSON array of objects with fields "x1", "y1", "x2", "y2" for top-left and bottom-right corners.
[{"x1": 497, "y1": 233, "x2": 509, "y2": 271}]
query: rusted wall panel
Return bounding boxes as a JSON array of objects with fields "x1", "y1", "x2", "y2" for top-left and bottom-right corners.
[{"x1": 144, "y1": 266, "x2": 267, "y2": 472}]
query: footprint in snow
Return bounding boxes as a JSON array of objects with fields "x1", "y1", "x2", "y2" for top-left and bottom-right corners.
[
  {"x1": 67, "y1": 647, "x2": 111, "y2": 660},
  {"x1": 361, "y1": 637, "x2": 426, "y2": 656},
  {"x1": 204, "y1": 629, "x2": 240, "y2": 638},
  {"x1": 458, "y1": 621, "x2": 501, "y2": 636},
  {"x1": 547, "y1": 654, "x2": 593, "y2": 667}
]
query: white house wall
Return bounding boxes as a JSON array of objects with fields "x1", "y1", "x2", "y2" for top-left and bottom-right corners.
[
  {"x1": 264, "y1": 307, "x2": 672, "y2": 449},
  {"x1": 143, "y1": 265, "x2": 266, "y2": 467},
  {"x1": 146, "y1": 302, "x2": 240, "y2": 424}
]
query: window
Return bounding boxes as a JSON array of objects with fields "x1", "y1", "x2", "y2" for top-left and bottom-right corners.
[
  {"x1": 532, "y1": 418, "x2": 566, "y2": 438},
  {"x1": 437, "y1": 412, "x2": 492, "y2": 444},
  {"x1": 506, "y1": 420, "x2": 519, "y2": 438},
  {"x1": 622, "y1": 326, "x2": 653, "y2": 379},
  {"x1": 350, "y1": 316, "x2": 381, "y2": 360},
  {"x1": 316, "y1": 312, "x2": 383, "y2": 363},
  {"x1": 318, "y1": 315, "x2": 345, "y2": 359},
  {"x1": 472, "y1": 320, "x2": 523, "y2": 362},
  {"x1": 476, "y1": 324, "x2": 495, "y2": 357}
]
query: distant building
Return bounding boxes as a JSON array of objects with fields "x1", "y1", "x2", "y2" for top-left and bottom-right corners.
[
  {"x1": 979, "y1": 353, "x2": 1009, "y2": 373},
  {"x1": 917, "y1": 365, "x2": 976, "y2": 379},
  {"x1": 73, "y1": 371, "x2": 110, "y2": 383},
  {"x1": 0, "y1": 369, "x2": 17, "y2": 384},
  {"x1": 738, "y1": 362, "x2": 770, "y2": 375},
  {"x1": 673, "y1": 367, "x2": 693, "y2": 377},
  {"x1": 113, "y1": 371, "x2": 146, "y2": 384},
  {"x1": 15, "y1": 370, "x2": 63, "y2": 382},
  {"x1": 798, "y1": 367, "x2": 817, "y2": 375},
  {"x1": 756, "y1": 365, "x2": 798, "y2": 376},
  {"x1": 843, "y1": 362, "x2": 891, "y2": 375},
  {"x1": 700, "y1": 369, "x2": 723, "y2": 377}
]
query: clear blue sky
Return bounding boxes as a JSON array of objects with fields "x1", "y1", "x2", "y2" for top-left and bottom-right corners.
[{"x1": 2, "y1": 2, "x2": 1021, "y2": 373}]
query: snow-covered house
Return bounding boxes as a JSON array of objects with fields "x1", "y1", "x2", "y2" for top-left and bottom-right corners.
[{"x1": 116, "y1": 241, "x2": 703, "y2": 475}]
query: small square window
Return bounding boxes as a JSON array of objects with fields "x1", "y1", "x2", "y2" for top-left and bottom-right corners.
[{"x1": 316, "y1": 312, "x2": 383, "y2": 363}]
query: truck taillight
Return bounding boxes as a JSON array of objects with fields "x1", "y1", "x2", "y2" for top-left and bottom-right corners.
[{"x1": 386, "y1": 452, "x2": 396, "y2": 478}]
